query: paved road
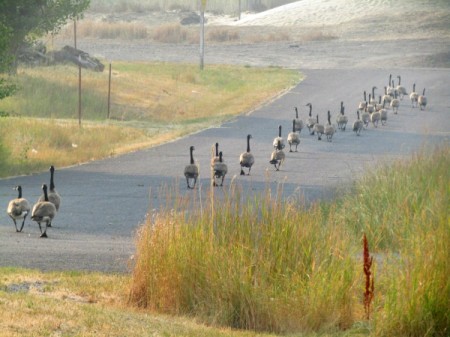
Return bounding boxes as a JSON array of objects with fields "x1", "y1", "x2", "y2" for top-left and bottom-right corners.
[{"x1": 1, "y1": 68, "x2": 449, "y2": 273}]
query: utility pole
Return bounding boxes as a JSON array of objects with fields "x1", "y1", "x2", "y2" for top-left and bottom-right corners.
[{"x1": 199, "y1": 0, "x2": 207, "y2": 70}]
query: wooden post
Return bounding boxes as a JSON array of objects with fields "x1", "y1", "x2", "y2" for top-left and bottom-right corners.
[
  {"x1": 74, "y1": 20, "x2": 77, "y2": 49},
  {"x1": 78, "y1": 65, "x2": 82, "y2": 127},
  {"x1": 107, "y1": 62, "x2": 112, "y2": 119}
]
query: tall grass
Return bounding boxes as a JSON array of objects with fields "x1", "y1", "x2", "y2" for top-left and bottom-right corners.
[
  {"x1": 129, "y1": 145, "x2": 449, "y2": 335},
  {"x1": 130, "y1": 183, "x2": 358, "y2": 333}
]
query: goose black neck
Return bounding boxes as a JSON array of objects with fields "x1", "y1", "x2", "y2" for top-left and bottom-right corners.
[
  {"x1": 292, "y1": 119, "x2": 296, "y2": 132},
  {"x1": 278, "y1": 125, "x2": 282, "y2": 137},
  {"x1": 43, "y1": 185, "x2": 49, "y2": 202},
  {"x1": 316, "y1": 114, "x2": 319, "y2": 123},
  {"x1": 190, "y1": 147, "x2": 194, "y2": 165},
  {"x1": 363, "y1": 91, "x2": 367, "y2": 101},
  {"x1": 423, "y1": 88, "x2": 426, "y2": 95},
  {"x1": 219, "y1": 151, "x2": 223, "y2": 163},
  {"x1": 397, "y1": 75, "x2": 401, "y2": 85},
  {"x1": 246, "y1": 135, "x2": 251, "y2": 153},
  {"x1": 17, "y1": 186, "x2": 22, "y2": 198},
  {"x1": 295, "y1": 107, "x2": 298, "y2": 118},
  {"x1": 50, "y1": 166, "x2": 55, "y2": 191},
  {"x1": 307, "y1": 103, "x2": 312, "y2": 116},
  {"x1": 215, "y1": 143, "x2": 219, "y2": 157}
]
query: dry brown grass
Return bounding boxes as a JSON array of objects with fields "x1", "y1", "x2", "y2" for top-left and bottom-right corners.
[{"x1": 57, "y1": 16, "x2": 339, "y2": 44}]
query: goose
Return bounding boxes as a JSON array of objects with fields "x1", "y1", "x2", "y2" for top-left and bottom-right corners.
[
  {"x1": 370, "y1": 104, "x2": 381, "y2": 128},
  {"x1": 410, "y1": 83, "x2": 419, "y2": 108},
  {"x1": 358, "y1": 91, "x2": 368, "y2": 112},
  {"x1": 366, "y1": 94, "x2": 375, "y2": 114},
  {"x1": 272, "y1": 125, "x2": 285, "y2": 150},
  {"x1": 313, "y1": 114, "x2": 324, "y2": 140},
  {"x1": 287, "y1": 119, "x2": 300, "y2": 152},
  {"x1": 31, "y1": 184, "x2": 56, "y2": 238},
  {"x1": 212, "y1": 151, "x2": 228, "y2": 187},
  {"x1": 336, "y1": 101, "x2": 348, "y2": 131},
  {"x1": 382, "y1": 86, "x2": 392, "y2": 105},
  {"x1": 269, "y1": 139, "x2": 285, "y2": 171},
  {"x1": 305, "y1": 103, "x2": 316, "y2": 135},
  {"x1": 418, "y1": 88, "x2": 427, "y2": 110},
  {"x1": 396, "y1": 75, "x2": 408, "y2": 99},
  {"x1": 7, "y1": 185, "x2": 31, "y2": 233},
  {"x1": 353, "y1": 110, "x2": 364, "y2": 136},
  {"x1": 386, "y1": 75, "x2": 395, "y2": 97},
  {"x1": 375, "y1": 95, "x2": 383, "y2": 111},
  {"x1": 38, "y1": 165, "x2": 61, "y2": 226},
  {"x1": 324, "y1": 110, "x2": 335, "y2": 142},
  {"x1": 293, "y1": 107, "x2": 304, "y2": 133},
  {"x1": 184, "y1": 146, "x2": 199, "y2": 189},
  {"x1": 369, "y1": 86, "x2": 377, "y2": 105},
  {"x1": 210, "y1": 142, "x2": 219, "y2": 168},
  {"x1": 240, "y1": 134, "x2": 254, "y2": 176},
  {"x1": 390, "y1": 90, "x2": 400, "y2": 114},
  {"x1": 380, "y1": 99, "x2": 388, "y2": 126},
  {"x1": 361, "y1": 106, "x2": 370, "y2": 129}
]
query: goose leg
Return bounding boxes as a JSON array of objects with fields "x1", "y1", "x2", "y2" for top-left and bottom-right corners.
[
  {"x1": 13, "y1": 219, "x2": 19, "y2": 232},
  {"x1": 40, "y1": 222, "x2": 48, "y2": 238},
  {"x1": 19, "y1": 216, "x2": 27, "y2": 232},
  {"x1": 220, "y1": 176, "x2": 225, "y2": 186}
]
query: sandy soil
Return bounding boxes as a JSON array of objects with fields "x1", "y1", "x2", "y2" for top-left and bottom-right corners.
[
  {"x1": 52, "y1": 0, "x2": 450, "y2": 69},
  {"x1": 1, "y1": 1, "x2": 449, "y2": 273}
]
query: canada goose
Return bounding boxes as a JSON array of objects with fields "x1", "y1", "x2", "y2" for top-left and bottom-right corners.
[
  {"x1": 38, "y1": 165, "x2": 61, "y2": 226},
  {"x1": 240, "y1": 134, "x2": 254, "y2": 176},
  {"x1": 396, "y1": 75, "x2": 408, "y2": 99},
  {"x1": 305, "y1": 103, "x2": 316, "y2": 134},
  {"x1": 184, "y1": 146, "x2": 199, "y2": 189},
  {"x1": 213, "y1": 152, "x2": 228, "y2": 187},
  {"x1": 375, "y1": 95, "x2": 383, "y2": 111},
  {"x1": 366, "y1": 94, "x2": 375, "y2": 114},
  {"x1": 294, "y1": 107, "x2": 304, "y2": 133},
  {"x1": 370, "y1": 105, "x2": 381, "y2": 128},
  {"x1": 269, "y1": 139, "x2": 285, "y2": 171},
  {"x1": 358, "y1": 91, "x2": 368, "y2": 112},
  {"x1": 31, "y1": 184, "x2": 56, "y2": 238},
  {"x1": 313, "y1": 114, "x2": 324, "y2": 140},
  {"x1": 324, "y1": 110, "x2": 335, "y2": 142},
  {"x1": 382, "y1": 86, "x2": 392, "y2": 105},
  {"x1": 390, "y1": 90, "x2": 400, "y2": 114},
  {"x1": 418, "y1": 88, "x2": 427, "y2": 110},
  {"x1": 272, "y1": 125, "x2": 285, "y2": 150},
  {"x1": 386, "y1": 76, "x2": 395, "y2": 97},
  {"x1": 370, "y1": 86, "x2": 377, "y2": 105},
  {"x1": 361, "y1": 106, "x2": 370, "y2": 128},
  {"x1": 336, "y1": 101, "x2": 348, "y2": 131},
  {"x1": 210, "y1": 142, "x2": 219, "y2": 168},
  {"x1": 410, "y1": 83, "x2": 419, "y2": 108},
  {"x1": 353, "y1": 110, "x2": 364, "y2": 136},
  {"x1": 7, "y1": 185, "x2": 31, "y2": 233},
  {"x1": 287, "y1": 119, "x2": 300, "y2": 152},
  {"x1": 380, "y1": 99, "x2": 388, "y2": 126}
]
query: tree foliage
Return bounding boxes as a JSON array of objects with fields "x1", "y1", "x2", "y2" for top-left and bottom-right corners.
[{"x1": 0, "y1": 0, "x2": 90, "y2": 71}]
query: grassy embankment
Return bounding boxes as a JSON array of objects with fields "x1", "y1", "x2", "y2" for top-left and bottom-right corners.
[
  {"x1": 1, "y1": 145, "x2": 448, "y2": 336},
  {"x1": 0, "y1": 63, "x2": 300, "y2": 177}
]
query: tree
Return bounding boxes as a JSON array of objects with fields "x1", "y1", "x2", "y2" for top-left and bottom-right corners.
[{"x1": 0, "y1": 0, "x2": 90, "y2": 72}]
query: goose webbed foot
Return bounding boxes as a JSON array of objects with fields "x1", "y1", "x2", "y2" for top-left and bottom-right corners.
[
  {"x1": 240, "y1": 169, "x2": 245, "y2": 175},
  {"x1": 40, "y1": 232, "x2": 48, "y2": 238}
]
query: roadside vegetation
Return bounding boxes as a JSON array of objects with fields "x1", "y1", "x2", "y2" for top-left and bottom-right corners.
[
  {"x1": 0, "y1": 62, "x2": 300, "y2": 177},
  {"x1": 1, "y1": 145, "x2": 448, "y2": 336}
]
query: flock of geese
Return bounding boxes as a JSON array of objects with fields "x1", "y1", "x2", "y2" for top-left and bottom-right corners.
[
  {"x1": 184, "y1": 74, "x2": 428, "y2": 189},
  {"x1": 6, "y1": 74, "x2": 429, "y2": 233},
  {"x1": 6, "y1": 166, "x2": 61, "y2": 238}
]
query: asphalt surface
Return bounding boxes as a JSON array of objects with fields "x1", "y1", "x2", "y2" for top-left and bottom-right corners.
[{"x1": 1, "y1": 68, "x2": 449, "y2": 273}]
